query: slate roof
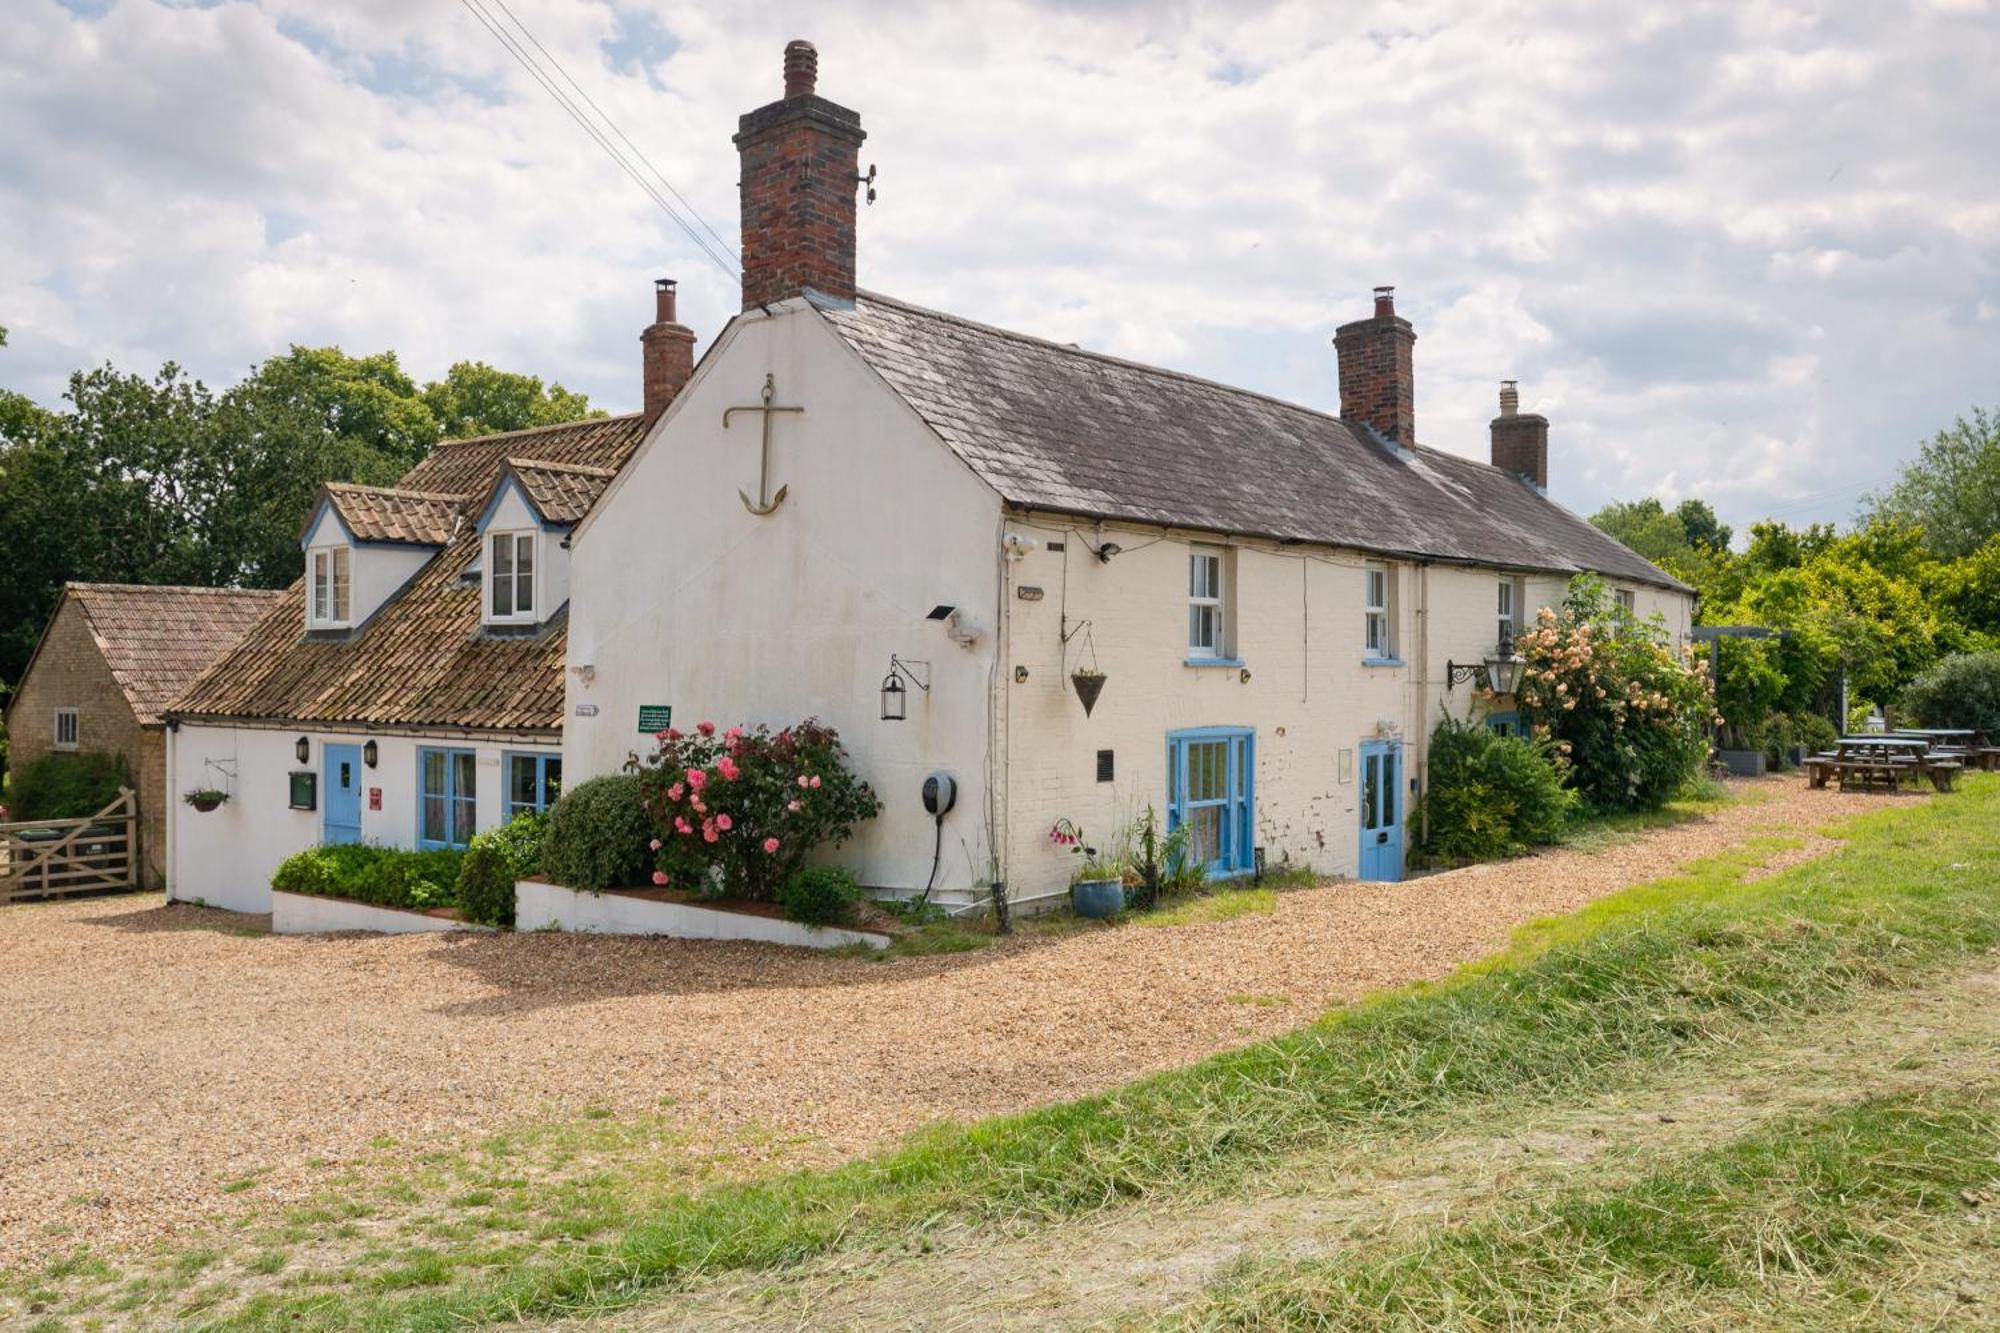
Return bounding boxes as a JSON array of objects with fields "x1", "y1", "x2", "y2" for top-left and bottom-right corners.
[
  {"x1": 14, "y1": 584, "x2": 283, "y2": 727},
  {"x1": 819, "y1": 292, "x2": 1689, "y2": 592},
  {"x1": 506, "y1": 459, "x2": 619, "y2": 526},
  {"x1": 170, "y1": 414, "x2": 647, "y2": 733},
  {"x1": 314, "y1": 484, "x2": 463, "y2": 546}
]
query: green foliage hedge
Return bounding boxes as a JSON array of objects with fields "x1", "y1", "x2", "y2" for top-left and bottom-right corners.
[
  {"x1": 540, "y1": 774, "x2": 653, "y2": 891},
  {"x1": 456, "y1": 812, "x2": 547, "y2": 928},
  {"x1": 270, "y1": 843, "x2": 467, "y2": 913},
  {"x1": 7, "y1": 750, "x2": 129, "y2": 821},
  {"x1": 1417, "y1": 716, "x2": 1578, "y2": 865},
  {"x1": 779, "y1": 865, "x2": 862, "y2": 927},
  {"x1": 1902, "y1": 650, "x2": 2000, "y2": 735}
]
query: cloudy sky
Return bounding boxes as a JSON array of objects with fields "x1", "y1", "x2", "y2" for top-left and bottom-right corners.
[{"x1": 3, "y1": 0, "x2": 1996, "y2": 538}]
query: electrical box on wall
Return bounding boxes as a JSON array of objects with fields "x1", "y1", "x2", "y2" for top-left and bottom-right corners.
[
  {"x1": 288, "y1": 771, "x2": 318, "y2": 811},
  {"x1": 1096, "y1": 749, "x2": 1115, "y2": 782}
]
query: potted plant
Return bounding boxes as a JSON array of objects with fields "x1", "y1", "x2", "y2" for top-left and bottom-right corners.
[
  {"x1": 1051, "y1": 817, "x2": 1125, "y2": 919},
  {"x1": 183, "y1": 787, "x2": 230, "y2": 813},
  {"x1": 1070, "y1": 665, "x2": 1107, "y2": 716}
]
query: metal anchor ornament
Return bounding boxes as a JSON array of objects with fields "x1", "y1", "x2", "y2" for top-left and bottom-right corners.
[{"x1": 724, "y1": 373, "x2": 805, "y2": 515}]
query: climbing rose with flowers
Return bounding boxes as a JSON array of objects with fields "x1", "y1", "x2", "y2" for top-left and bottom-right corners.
[{"x1": 630, "y1": 718, "x2": 881, "y2": 901}]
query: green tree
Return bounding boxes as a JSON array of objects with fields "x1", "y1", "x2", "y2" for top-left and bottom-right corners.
[
  {"x1": 1863, "y1": 406, "x2": 2000, "y2": 558},
  {"x1": 421, "y1": 361, "x2": 599, "y2": 439},
  {"x1": 1589, "y1": 497, "x2": 1736, "y2": 607}
]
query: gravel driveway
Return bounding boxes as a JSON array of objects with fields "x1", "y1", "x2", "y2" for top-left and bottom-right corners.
[{"x1": 0, "y1": 776, "x2": 1911, "y2": 1267}]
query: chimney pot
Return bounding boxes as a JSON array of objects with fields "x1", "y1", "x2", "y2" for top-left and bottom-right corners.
[
  {"x1": 783, "y1": 39, "x2": 817, "y2": 98},
  {"x1": 654, "y1": 277, "x2": 678, "y2": 324},
  {"x1": 1498, "y1": 379, "x2": 1518, "y2": 417},
  {"x1": 641, "y1": 276, "x2": 696, "y2": 423},
  {"x1": 1373, "y1": 285, "x2": 1396, "y2": 318}
]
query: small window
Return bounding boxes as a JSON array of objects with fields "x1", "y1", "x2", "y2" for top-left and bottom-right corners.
[
  {"x1": 310, "y1": 547, "x2": 351, "y2": 626},
  {"x1": 53, "y1": 707, "x2": 80, "y2": 751},
  {"x1": 1187, "y1": 547, "x2": 1225, "y2": 658},
  {"x1": 489, "y1": 532, "x2": 536, "y2": 621},
  {"x1": 506, "y1": 753, "x2": 563, "y2": 817},
  {"x1": 419, "y1": 747, "x2": 477, "y2": 849},
  {"x1": 1615, "y1": 588, "x2": 1636, "y2": 614},
  {"x1": 1364, "y1": 563, "x2": 1394, "y2": 659},
  {"x1": 1496, "y1": 578, "x2": 1516, "y2": 646}
]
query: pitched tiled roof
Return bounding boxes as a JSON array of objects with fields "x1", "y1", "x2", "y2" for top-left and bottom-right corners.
[
  {"x1": 56, "y1": 584, "x2": 283, "y2": 725},
  {"x1": 170, "y1": 414, "x2": 647, "y2": 732},
  {"x1": 819, "y1": 293, "x2": 1689, "y2": 593},
  {"x1": 507, "y1": 458, "x2": 618, "y2": 525},
  {"x1": 315, "y1": 483, "x2": 463, "y2": 546}
]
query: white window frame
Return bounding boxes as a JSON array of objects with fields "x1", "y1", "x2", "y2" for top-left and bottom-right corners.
[
  {"x1": 1364, "y1": 562, "x2": 1394, "y2": 660},
  {"x1": 53, "y1": 707, "x2": 80, "y2": 751},
  {"x1": 1187, "y1": 546, "x2": 1226, "y2": 660},
  {"x1": 1615, "y1": 587, "x2": 1637, "y2": 614},
  {"x1": 308, "y1": 545, "x2": 351, "y2": 628},
  {"x1": 485, "y1": 530, "x2": 538, "y2": 625},
  {"x1": 1497, "y1": 577, "x2": 1517, "y2": 646}
]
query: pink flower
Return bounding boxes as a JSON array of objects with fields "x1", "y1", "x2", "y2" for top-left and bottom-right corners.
[
  {"x1": 717, "y1": 757, "x2": 741, "y2": 782},
  {"x1": 797, "y1": 775, "x2": 810, "y2": 788},
  {"x1": 667, "y1": 782, "x2": 685, "y2": 801},
  {"x1": 762, "y1": 837, "x2": 781, "y2": 854},
  {"x1": 651, "y1": 871, "x2": 669, "y2": 886},
  {"x1": 649, "y1": 838, "x2": 662, "y2": 851},
  {"x1": 715, "y1": 813, "x2": 733, "y2": 831},
  {"x1": 691, "y1": 797, "x2": 707, "y2": 815},
  {"x1": 703, "y1": 820, "x2": 719, "y2": 843},
  {"x1": 725, "y1": 725, "x2": 743, "y2": 740},
  {"x1": 663, "y1": 727, "x2": 683, "y2": 741},
  {"x1": 687, "y1": 768, "x2": 708, "y2": 791},
  {"x1": 809, "y1": 775, "x2": 822, "y2": 789},
  {"x1": 675, "y1": 816, "x2": 693, "y2": 835},
  {"x1": 697, "y1": 720, "x2": 716, "y2": 736},
  {"x1": 787, "y1": 799, "x2": 801, "y2": 813}
]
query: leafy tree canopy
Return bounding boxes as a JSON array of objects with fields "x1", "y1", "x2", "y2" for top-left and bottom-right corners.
[
  {"x1": 422, "y1": 361, "x2": 601, "y2": 440},
  {"x1": 1862, "y1": 406, "x2": 2000, "y2": 558}
]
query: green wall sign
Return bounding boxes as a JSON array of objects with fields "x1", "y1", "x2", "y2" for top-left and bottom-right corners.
[{"x1": 637, "y1": 705, "x2": 674, "y2": 733}]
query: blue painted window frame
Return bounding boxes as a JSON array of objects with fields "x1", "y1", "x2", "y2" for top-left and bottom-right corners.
[
  {"x1": 1486, "y1": 710, "x2": 1524, "y2": 738},
  {"x1": 504, "y1": 751, "x2": 563, "y2": 818},
  {"x1": 1166, "y1": 727, "x2": 1256, "y2": 879},
  {"x1": 417, "y1": 746, "x2": 477, "y2": 849}
]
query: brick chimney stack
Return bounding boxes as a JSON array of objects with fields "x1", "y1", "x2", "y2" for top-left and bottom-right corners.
[
  {"x1": 1489, "y1": 379, "x2": 1550, "y2": 490},
  {"x1": 734, "y1": 39, "x2": 867, "y2": 310},
  {"x1": 641, "y1": 278, "x2": 696, "y2": 423},
  {"x1": 1333, "y1": 286, "x2": 1418, "y2": 446}
]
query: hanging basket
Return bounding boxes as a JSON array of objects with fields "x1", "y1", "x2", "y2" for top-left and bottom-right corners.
[
  {"x1": 184, "y1": 789, "x2": 228, "y2": 813},
  {"x1": 1071, "y1": 670, "x2": 1107, "y2": 716}
]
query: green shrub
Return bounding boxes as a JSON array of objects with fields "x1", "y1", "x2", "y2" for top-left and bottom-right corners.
[
  {"x1": 541, "y1": 774, "x2": 653, "y2": 891},
  {"x1": 456, "y1": 812, "x2": 547, "y2": 928},
  {"x1": 1417, "y1": 715, "x2": 1578, "y2": 865},
  {"x1": 779, "y1": 865, "x2": 861, "y2": 927},
  {"x1": 1901, "y1": 650, "x2": 2000, "y2": 735},
  {"x1": 8, "y1": 750, "x2": 130, "y2": 821},
  {"x1": 270, "y1": 843, "x2": 466, "y2": 912}
]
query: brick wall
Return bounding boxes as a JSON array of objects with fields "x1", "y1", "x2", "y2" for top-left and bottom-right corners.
[
  {"x1": 6, "y1": 598, "x2": 161, "y2": 886},
  {"x1": 1333, "y1": 297, "x2": 1418, "y2": 445}
]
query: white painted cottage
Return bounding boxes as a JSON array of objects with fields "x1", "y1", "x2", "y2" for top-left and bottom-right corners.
[{"x1": 561, "y1": 42, "x2": 1695, "y2": 912}]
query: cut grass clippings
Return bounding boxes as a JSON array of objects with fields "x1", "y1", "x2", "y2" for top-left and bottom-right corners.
[
  {"x1": 1167, "y1": 1088, "x2": 2000, "y2": 1330},
  {"x1": 211, "y1": 777, "x2": 2000, "y2": 1330}
]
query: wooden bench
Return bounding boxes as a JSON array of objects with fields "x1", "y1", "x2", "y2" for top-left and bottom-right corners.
[
  {"x1": 1975, "y1": 747, "x2": 2000, "y2": 773},
  {"x1": 1925, "y1": 759, "x2": 1964, "y2": 793}
]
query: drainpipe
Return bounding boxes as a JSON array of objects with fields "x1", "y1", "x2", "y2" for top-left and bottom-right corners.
[
  {"x1": 163, "y1": 719, "x2": 177, "y2": 901},
  {"x1": 1415, "y1": 561, "x2": 1431, "y2": 849}
]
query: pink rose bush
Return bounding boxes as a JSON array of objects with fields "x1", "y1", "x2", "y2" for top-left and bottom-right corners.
[
  {"x1": 633, "y1": 718, "x2": 881, "y2": 901},
  {"x1": 1514, "y1": 575, "x2": 1713, "y2": 811}
]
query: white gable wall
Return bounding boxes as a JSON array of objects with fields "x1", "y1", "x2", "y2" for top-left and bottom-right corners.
[
  {"x1": 300, "y1": 506, "x2": 436, "y2": 629},
  {"x1": 566, "y1": 306, "x2": 1004, "y2": 895},
  {"x1": 478, "y1": 481, "x2": 572, "y2": 620}
]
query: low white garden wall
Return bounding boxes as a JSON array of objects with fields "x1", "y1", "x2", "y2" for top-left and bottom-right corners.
[
  {"x1": 516, "y1": 880, "x2": 890, "y2": 950},
  {"x1": 271, "y1": 890, "x2": 494, "y2": 936}
]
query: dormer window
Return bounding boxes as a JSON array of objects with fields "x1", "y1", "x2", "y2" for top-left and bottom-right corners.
[
  {"x1": 487, "y1": 531, "x2": 536, "y2": 623},
  {"x1": 309, "y1": 547, "x2": 351, "y2": 627}
]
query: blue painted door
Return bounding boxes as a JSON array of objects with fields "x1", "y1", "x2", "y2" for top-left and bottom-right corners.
[
  {"x1": 324, "y1": 743, "x2": 362, "y2": 845},
  {"x1": 1168, "y1": 728, "x2": 1255, "y2": 878},
  {"x1": 1358, "y1": 740, "x2": 1403, "y2": 881}
]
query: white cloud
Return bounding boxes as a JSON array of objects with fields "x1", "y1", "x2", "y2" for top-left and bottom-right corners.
[{"x1": 2, "y1": 0, "x2": 1997, "y2": 535}]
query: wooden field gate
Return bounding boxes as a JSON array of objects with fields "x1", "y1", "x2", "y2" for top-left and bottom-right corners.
[{"x1": 0, "y1": 788, "x2": 140, "y2": 904}]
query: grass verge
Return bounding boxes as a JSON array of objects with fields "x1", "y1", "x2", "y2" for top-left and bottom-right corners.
[
  {"x1": 1168, "y1": 1088, "x2": 2000, "y2": 1330},
  {"x1": 199, "y1": 776, "x2": 2000, "y2": 1330}
]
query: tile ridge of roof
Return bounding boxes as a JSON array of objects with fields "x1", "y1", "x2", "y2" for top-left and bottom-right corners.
[
  {"x1": 326, "y1": 481, "x2": 468, "y2": 503},
  {"x1": 848, "y1": 289, "x2": 1368, "y2": 435},
  {"x1": 506, "y1": 456, "x2": 619, "y2": 478},
  {"x1": 432, "y1": 412, "x2": 644, "y2": 449},
  {"x1": 64, "y1": 581, "x2": 281, "y2": 597}
]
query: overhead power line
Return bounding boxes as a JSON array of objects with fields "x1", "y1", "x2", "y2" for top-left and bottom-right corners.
[{"x1": 457, "y1": 0, "x2": 739, "y2": 282}]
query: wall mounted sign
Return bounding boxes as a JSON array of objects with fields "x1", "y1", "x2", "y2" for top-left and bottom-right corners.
[
  {"x1": 368, "y1": 787, "x2": 383, "y2": 811},
  {"x1": 637, "y1": 704, "x2": 674, "y2": 733},
  {"x1": 574, "y1": 703, "x2": 599, "y2": 717},
  {"x1": 723, "y1": 372, "x2": 805, "y2": 515}
]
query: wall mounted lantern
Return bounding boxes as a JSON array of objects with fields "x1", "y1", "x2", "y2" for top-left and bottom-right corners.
[
  {"x1": 1445, "y1": 631, "x2": 1527, "y2": 695},
  {"x1": 880, "y1": 655, "x2": 931, "y2": 722},
  {"x1": 363, "y1": 740, "x2": 379, "y2": 768},
  {"x1": 295, "y1": 736, "x2": 311, "y2": 764}
]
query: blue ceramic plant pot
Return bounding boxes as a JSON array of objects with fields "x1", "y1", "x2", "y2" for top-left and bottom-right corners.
[{"x1": 1072, "y1": 877, "x2": 1124, "y2": 920}]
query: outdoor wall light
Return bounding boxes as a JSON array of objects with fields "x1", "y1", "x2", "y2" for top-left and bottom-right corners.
[
  {"x1": 1094, "y1": 541, "x2": 1122, "y2": 563},
  {"x1": 1445, "y1": 630, "x2": 1527, "y2": 695},
  {"x1": 363, "y1": 740, "x2": 379, "y2": 768},
  {"x1": 880, "y1": 655, "x2": 931, "y2": 722},
  {"x1": 295, "y1": 736, "x2": 310, "y2": 764}
]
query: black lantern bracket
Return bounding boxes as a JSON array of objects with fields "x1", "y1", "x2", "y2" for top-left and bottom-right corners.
[
  {"x1": 1446, "y1": 633, "x2": 1526, "y2": 695},
  {"x1": 880, "y1": 655, "x2": 931, "y2": 722}
]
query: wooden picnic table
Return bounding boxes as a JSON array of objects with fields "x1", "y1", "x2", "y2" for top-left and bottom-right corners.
[{"x1": 1805, "y1": 736, "x2": 1964, "y2": 793}]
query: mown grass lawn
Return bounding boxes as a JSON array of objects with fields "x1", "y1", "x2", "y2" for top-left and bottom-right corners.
[{"x1": 147, "y1": 776, "x2": 1995, "y2": 1331}]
